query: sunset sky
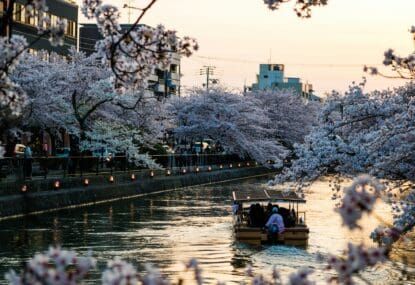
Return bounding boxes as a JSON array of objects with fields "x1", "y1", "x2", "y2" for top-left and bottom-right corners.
[{"x1": 78, "y1": 0, "x2": 415, "y2": 96}]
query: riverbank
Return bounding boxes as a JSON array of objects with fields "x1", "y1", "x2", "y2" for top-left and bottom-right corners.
[{"x1": 0, "y1": 166, "x2": 275, "y2": 221}]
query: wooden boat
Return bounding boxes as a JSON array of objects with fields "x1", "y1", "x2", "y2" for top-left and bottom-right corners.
[{"x1": 232, "y1": 187, "x2": 309, "y2": 246}]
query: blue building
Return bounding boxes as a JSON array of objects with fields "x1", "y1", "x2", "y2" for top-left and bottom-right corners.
[{"x1": 251, "y1": 64, "x2": 320, "y2": 101}]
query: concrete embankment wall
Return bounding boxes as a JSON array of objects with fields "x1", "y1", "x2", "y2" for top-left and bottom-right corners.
[{"x1": 0, "y1": 167, "x2": 274, "y2": 220}]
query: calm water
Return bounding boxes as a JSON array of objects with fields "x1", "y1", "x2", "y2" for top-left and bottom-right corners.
[{"x1": 0, "y1": 177, "x2": 413, "y2": 284}]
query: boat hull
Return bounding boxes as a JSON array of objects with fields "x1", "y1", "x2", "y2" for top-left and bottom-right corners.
[{"x1": 234, "y1": 225, "x2": 309, "y2": 246}]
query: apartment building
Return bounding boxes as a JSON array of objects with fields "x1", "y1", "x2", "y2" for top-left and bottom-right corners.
[{"x1": 1, "y1": 0, "x2": 78, "y2": 56}]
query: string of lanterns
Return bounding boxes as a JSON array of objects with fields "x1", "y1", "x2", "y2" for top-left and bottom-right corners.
[{"x1": 20, "y1": 161, "x2": 258, "y2": 192}]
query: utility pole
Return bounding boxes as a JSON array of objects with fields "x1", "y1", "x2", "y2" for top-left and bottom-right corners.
[
  {"x1": 127, "y1": 0, "x2": 132, "y2": 24},
  {"x1": 198, "y1": 65, "x2": 215, "y2": 164},
  {"x1": 200, "y1": 65, "x2": 215, "y2": 91},
  {"x1": 123, "y1": 0, "x2": 136, "y2": 24}
]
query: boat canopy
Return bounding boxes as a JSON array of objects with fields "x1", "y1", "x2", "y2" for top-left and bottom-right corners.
[{"x1": 232, "y1": 188, "x2": 306, "y2": 203}]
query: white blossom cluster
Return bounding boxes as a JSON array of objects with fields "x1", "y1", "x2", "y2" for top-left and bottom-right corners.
[
  {"x1": 263, "y1": 0, "x2": 328, "y2": 17},
  {"x1": 0, "y1": 35, "x2": 28, "y2": 116},
  {"x1": 390, "y1": 190, "x2": 415, "y2": 236},
  {"x1": 102, "y1": 257, "x2": 139, "y2": 285},
  {"x1": 369, "y1": 225, "x2": 401, "y2": 247},
  {"x1": 49, "y1": 18, "x2": 68, "y2": 46},
  {"x1": 81, "y1": 0, "x2": 198, "y2": 90},
  {"x1": 82, "y1": 120, "x2": 161, "y2": 169},
  {"x1": 336, "y1": 175, "x2": 385, "y2": 229},
  {"x1": 326, "y1": 243, "x2": 386, "y2": 285},
  {"x1": 248, "y1": 89, "x2": 319, "y2": 148},
  {"x1": 5, "y1": 246, "x2": 96, "y2": 285}
]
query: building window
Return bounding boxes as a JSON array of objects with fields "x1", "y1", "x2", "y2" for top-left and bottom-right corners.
[
  {"x1": 13, "y1": 3, "x2": 24, "y2": 22},
  {"x1": 13, "y1": 4, "x2": 38, "y2": 26},
  {"x1": 263, "y1": 75, "x2": 268, "y2": 79},
  {"x1": 41, "y1": 51, "x2": 50, "y2": 61},
  {"x1": 156, "y1": 69, "x2": 165, "y2": 79},
  {"x1": 28, "y1": 48, "x2": 38, "y2": 55},
  {"x1": 50, "y1": 15, "x2": 58, "y2": 27},
  {"x1": 66, "y1": 20, "x2": 76, "y2": 37},
  {"x1": 43, "y1": 12, "x2": 50, "y2": 29},
  {"x1": 24, "y1": 7, "x2": 32, "y2": 25},
  {"x1": 170, "y1": 64, "x2": 178, "y2": 73}
]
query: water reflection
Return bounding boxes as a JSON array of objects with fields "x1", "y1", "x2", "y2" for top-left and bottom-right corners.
[{"x1": 0, "y1": 178, "x2": 413, "y2": 284}]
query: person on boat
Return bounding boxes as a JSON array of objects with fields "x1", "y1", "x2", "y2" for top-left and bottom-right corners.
[
  {"x1": 265, "y1": 207, "x2": 285, "y2": 234},
  {"x1": 248, "y1": 203, "x2": 264, "y2": 227},
  {"x1": 266, "y1": 202, "x2": 273, "y2": 218},
  {"x1": 232, "y1": 201, "x2": 240, "y2": 215}
]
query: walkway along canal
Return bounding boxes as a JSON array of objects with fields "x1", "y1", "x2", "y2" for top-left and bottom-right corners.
[{"x1": 0, "y1": 164, "x2": 274, "y2": 220}]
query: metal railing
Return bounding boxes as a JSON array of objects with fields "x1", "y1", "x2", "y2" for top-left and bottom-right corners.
[{"x1": 0, "y1": 153, "x2": 250, "y2": 182}]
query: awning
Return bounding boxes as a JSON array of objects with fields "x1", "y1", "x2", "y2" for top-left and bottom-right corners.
[{"x1": 232, "y1": 187, "x2": 305, "y2": 203}]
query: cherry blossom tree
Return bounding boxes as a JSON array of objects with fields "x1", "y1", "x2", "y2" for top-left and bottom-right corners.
[
  {"x1": 246, "y1": 89, "x2": 319, "y2": 150},
  {"x1": 10, "y1": 51, "x2": 164, "y2": 166},
  {"x1": 273, "y1": 82, "x2": 415, "y2": 249},
  {"x1": 263, "y1": 0, "x2": 328, "y2": 18},
  {"x1": 167, "y1": 87, "x2": 318, "y2": 166},
  {"x1": 10, "y1": 50, "x2": 112, "y2": 141}
]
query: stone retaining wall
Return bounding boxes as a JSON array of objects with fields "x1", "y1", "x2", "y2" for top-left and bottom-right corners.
[{"x1": 0, "y1": 167, "x2": 274, "y2": 220}]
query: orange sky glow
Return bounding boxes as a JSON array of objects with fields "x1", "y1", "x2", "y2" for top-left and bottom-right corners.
[{"x1": 78, "y1": 0, "x2": 415, "y2": 97}]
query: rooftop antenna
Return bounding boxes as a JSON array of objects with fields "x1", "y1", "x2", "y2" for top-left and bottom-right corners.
[
  {"x1": 268, "y1": 48, "x2": 272, "y2": 64},
  {"x1": 127, "y1": 0, "x2": 133, "y2": 24}
]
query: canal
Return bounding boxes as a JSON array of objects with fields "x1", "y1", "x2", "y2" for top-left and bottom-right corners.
[{"x1": 0, "y1": 177, "x2": 413, "y2": 284}]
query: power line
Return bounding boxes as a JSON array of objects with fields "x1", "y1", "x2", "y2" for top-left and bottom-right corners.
[
  {"x1": 194, "y1": 55, "x2": 382, "y2": 67},
  {"x1": 77, "y1": 37, "x2": 380, "y2": 68}
]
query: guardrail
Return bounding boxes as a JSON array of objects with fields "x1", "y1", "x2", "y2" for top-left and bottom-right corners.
[{"x1": 0, "y1": 153, "x2": 252, "y2": 182}]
